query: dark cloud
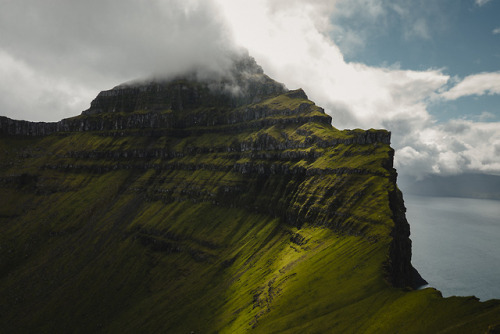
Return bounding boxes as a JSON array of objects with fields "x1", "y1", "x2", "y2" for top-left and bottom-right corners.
[
  {"x1": 0, "y1": 0, "x2": 239, "y2": 121},
  {"x1": 1, "y1": 0, "x2": 238, "y2": 76}
]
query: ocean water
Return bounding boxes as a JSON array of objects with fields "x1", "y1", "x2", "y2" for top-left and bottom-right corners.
[{"x1": 404, "y1": 194, "x2": 500, "y2": 301}]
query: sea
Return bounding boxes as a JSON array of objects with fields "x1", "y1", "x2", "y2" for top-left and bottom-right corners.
[{"x1": 404, "y1": 194, "x2": 500, "y2": 301}]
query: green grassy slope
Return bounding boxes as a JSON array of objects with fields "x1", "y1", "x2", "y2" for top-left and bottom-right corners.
[{"x1": 1, "y1": 89, "x2": 499, "y2": 333}]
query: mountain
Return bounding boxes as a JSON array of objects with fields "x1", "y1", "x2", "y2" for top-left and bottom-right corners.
[{"x1": 1, "y1": 57, "x2": 499, "y2": 333}]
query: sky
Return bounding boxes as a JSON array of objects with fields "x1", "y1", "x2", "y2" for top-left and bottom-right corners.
[{"x1": 0, "y1": 0, "x2": 499, "y2": 181}]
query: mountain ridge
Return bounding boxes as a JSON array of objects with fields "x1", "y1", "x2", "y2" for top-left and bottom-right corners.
[{"x1": 1, "y1": 62, "x2": 499, "y2": 333}]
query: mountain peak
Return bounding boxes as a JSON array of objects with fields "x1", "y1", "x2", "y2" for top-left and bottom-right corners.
[{"x1": 83, "y1": 55, "x2": 287, "y2": 115}]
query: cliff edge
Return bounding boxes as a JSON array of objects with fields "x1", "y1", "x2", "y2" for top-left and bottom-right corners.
[{"x1": 0, "y1": 58, "x2": 498, "y2": 333}]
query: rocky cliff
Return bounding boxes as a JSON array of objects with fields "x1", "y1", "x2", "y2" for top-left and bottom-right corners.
[{"x1": 0, "y1": 59, "x2": 498, "y2": 333}]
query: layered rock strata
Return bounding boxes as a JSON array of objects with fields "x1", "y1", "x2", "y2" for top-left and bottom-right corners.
[
  {"x1": 1, "y1": 87, "x2": 409, "y2": 280},
  {"x1": 1, "y1": 63, "x2": 498, "y2": 333}
]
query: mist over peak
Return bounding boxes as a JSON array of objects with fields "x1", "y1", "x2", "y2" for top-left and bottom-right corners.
[
  {"x1": 83, "y1": 54, "x2": 287, "y2": 116},
  {"x1": 0, "y1": 0, "x2": 243, "y2": 122},
  {"x1": 118, "y1": 51, "x2": 278, "y2": 91}
]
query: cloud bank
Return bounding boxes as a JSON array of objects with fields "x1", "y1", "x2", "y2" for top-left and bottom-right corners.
[
  {"x1": 0, "y1": 0, "x2": 239, "y2": 120},
  {"x1": 0, "y1": 0, "x2": 499, "y2": 180}
]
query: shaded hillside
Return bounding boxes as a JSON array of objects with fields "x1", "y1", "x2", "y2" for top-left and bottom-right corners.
[{"x1": 1, "y1": 60, "x2": 499, "y2": 333}]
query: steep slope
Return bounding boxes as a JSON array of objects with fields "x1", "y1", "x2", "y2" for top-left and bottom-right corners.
[{"x1": 1, "y1": 61, "x2": 500, "y2": 333}]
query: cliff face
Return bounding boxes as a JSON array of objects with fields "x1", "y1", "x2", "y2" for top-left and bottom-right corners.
[{"x1": 0, "y1": 62, "x2": 498, "y2": 333}]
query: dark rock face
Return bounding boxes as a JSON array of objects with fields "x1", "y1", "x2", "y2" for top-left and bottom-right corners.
[
  {"x1": 0, "y1": 117, "x2": 58, "y2": 136},
  {"x1": 386, "y1": 187, "x2": 427, "y2": 288}
]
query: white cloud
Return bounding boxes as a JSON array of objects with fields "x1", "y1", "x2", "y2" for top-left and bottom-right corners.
[
  {"x1": 440, "y1": 72, "x2": 500, "y2": 100},
  {"x1": 406, "y1": 18, "x2": 431, "y2": 40},
  {"x1": 215, "y1": 0, "x2": 500, "y2": 179},
  {"x1": 493, "y1": 27, "x2": 500, "y2": 34},
  {"x1": 475, "y1": 0, "x2": 492, "y2": 6},
  {"x1": 479, "y1": 111, "x2": 497, "y2": 121},
  {"x1": 397, "y1": 120, "x2": 500, "y2": 178},
  {"x1": 216, "y1": 0, "x2": 447, "y2": 127},
  {"x1": 0, "y1": 51, "x2": 94, "y2": 121}
]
